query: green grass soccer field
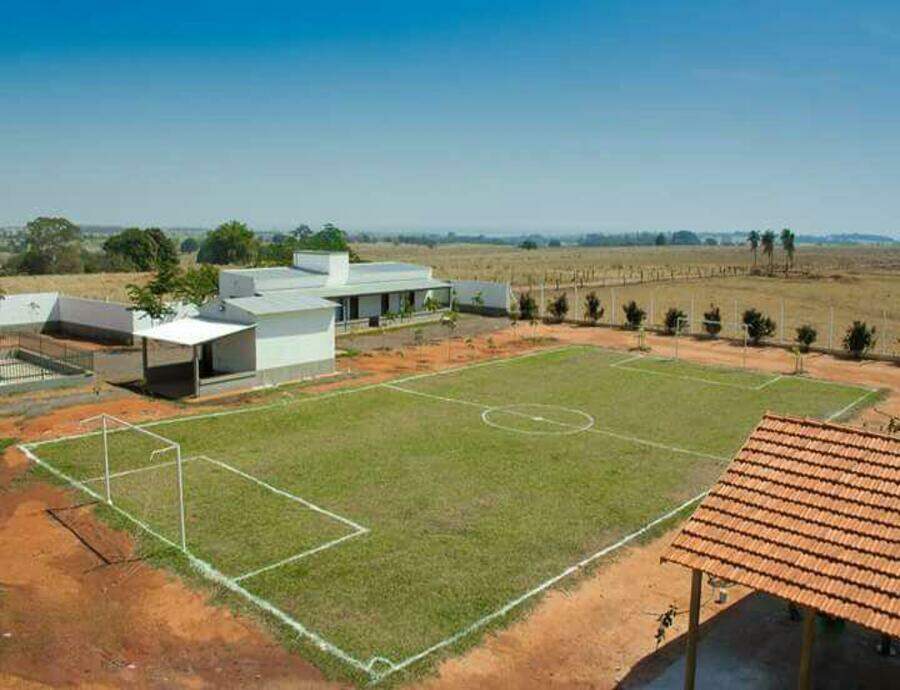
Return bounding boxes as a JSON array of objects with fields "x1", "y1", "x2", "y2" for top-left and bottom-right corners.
[{"x1": 24, "y1": 346, "x2": 878, "y2": 684}]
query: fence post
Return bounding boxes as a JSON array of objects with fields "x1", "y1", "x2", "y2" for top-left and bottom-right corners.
[
  {"x1": 689, "y1": 296, "x2": 694, "y2": 334},
  {"x1": 574, "y1": 285, "x2": 579, "y2": 322},
  {"x1": 780, "y1": 301, "x2": 785, "y2": 344},
  {"x1": 611, "y1": 288, "x2": 616, "y2": 326},
  {"x1": 540, "y1": 282, "x2": 545, "y2": 318},
  {"x1": 829, "y1": 306, "x2": 834, "y2": 351},
  {"x1": 733, "y1": 299, "x2": 738, "y2": 338},
  {"x1": 650, "y1": 294, "x2": 655, "y2": 329},
  {"x1": 882, "y1": 310, "x2": 887, "y2": 356}
]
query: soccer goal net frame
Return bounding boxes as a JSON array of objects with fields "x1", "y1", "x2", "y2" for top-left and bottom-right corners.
[{"x1": 81, "y1": 413, "x2": 187, "y2": 551}]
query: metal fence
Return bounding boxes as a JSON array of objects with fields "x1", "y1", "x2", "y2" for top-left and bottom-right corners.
[
  {"x1": 0, "y1": 331, "x2": 94, "y2": 384},
  {"x1": 521, "y1": 284, "x2": 899, "y2": 362}
]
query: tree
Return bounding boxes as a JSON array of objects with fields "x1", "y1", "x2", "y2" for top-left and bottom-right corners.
[
  {"x1": 795, "y1": 324, "x2": 817, "y2": 353},
  {"x1": 103, "y1": 227, "x2": 177, "y2": 271},
  {"x1": 291, "y1": 224, "x2": 313, "y2": 240},
  {"x1": 547, "y1": 293, "x2": 568, "y2": 323},
  {"x1": 441, "y1": 310, "x2": 458, "y2": 359},
  {"x1": 517, "y1": 292, "x2": 538, "y2": 322},
  {"x1": 547, "y1": 238, "x2": 561, "y2": 248},
  {"x1": 670, "y1": 231, "x2": 701, "y2": 246},
  {"x1": 622, "y1": 300, "x2": 646, "y2": 329},
  {"x1": 761, "y1": 230, "x2": 776, "y2": 273},
  {"x1": 519, "y1": 240, "x2": 538, "y2": 250},
  {"x1": 180, "y1": 237, "x2": 199, "y2": 253},
  {"x1": 703, "y1": 304, "x2": 722, "y2": 336},
  {"x1": 780, "y1": 228, "x2": 795, "y2": 272},
  {"x1": 173, "y1": 264, "x2": 219, "y2": 307},
  {"x1": 19, "y1": 216, "x2": 82, "y2": 275},
  {"x1": 747, "y1": 230, "x2": 760, "y2": 268},
  {"x1": 471, "y1": 291, "x2": 485, "y2": 312},
  {"x1": 125, "y1": 267, "x2": 176, "y2": 320},
  {"x1": 654, "y1": 233, "x2": 667, "y2": 246},
  {"x1": 843, "y1": 321, "x2": 876, "y2": 359},
  {"x1": 664, "y1": 307, "x2": 686, "y2": 335},
  {"x1": 197, "y1": 220, "x2": 258, "y2": 265},
  {"x1": 423, "y1": 294, "x2": 442, "y2": 314},
  {"x1": 742, "y1": 308, "x2": 776, "y2": 345},
  {"x1": 704, "y1": 237, "x2": 718, "y2": 246},
  {"x1": 584, "y1": 292, "x2": 604, "y2": 324}
]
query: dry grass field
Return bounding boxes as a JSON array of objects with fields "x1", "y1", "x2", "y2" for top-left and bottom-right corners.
[{"x1": 355, "y1": 243, "x2": 900, "y2": 355}]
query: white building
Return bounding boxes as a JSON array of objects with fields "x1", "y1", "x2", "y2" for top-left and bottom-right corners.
[
  {"x1": 219, "y1": 250, "x2": 452, "y2": 330},
  {"x1": 133, "y1": 251, "x2": 451, "y2": 398}
]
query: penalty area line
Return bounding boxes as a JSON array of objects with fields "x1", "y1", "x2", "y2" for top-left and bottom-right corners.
[{"x1": 19, "y1": 443, "x2": 377, "y2": 679}]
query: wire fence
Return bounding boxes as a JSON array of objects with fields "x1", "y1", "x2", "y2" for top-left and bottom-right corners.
[
  {"x1": 0, "y1": 331, "x2": 95, "y2": 384},
  {"x1": 518, "y1": 284, "x2": 899, "y2": 361}
]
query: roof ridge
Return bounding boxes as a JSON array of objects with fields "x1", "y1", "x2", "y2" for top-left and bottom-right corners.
[{"x1": 762, "y1": 411, "x2": 897, "y2": 446}]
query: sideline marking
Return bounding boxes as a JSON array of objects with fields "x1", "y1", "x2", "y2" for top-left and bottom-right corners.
[
  {"x1": 827, "y1": 389, "x2": 879, "y2": 421},
  {"x1": 385, "y1": 384, "x2": 728, "y2": 462}
]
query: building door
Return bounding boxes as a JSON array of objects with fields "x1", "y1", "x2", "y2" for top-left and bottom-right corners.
[
  {"x1": 350, "y1": 296, "x2": 359, "y2": 320},
  {"x1": 381, "y1": 293, "x2": 390, "y2": 314},
  {"x1": 201, "y1": 342, "x2": 214, "y2": 377}
]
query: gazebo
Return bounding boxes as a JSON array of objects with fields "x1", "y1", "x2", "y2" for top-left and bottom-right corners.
[{"x1": 663, "y1": 413, "x2": 899, "y2": 690}]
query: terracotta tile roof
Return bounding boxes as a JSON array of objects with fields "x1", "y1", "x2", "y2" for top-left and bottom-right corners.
[{"x1": 663, "y1": 413, "x2": 900, "y2": 636}]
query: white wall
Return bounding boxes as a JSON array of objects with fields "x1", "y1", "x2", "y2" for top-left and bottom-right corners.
[
  {"x1": 212, "y1": 329, "x2": 256, "y2": 373},
  {"x1": 255, "y1": 308, "x2": 335, "y2": 370},
  {"x1": 451, "y1": 280, "x2": 511, "y2": 312},
  {"x1": 292, "y1": 252, "x2": 349, "y2": 286},
  {"x1": 0, "y1": 292, "x2": 59, "y2": 328},
  {"x1": 218, "y1": 272, "x2": 256, "y2": 299},
  {"x1": 58, "y1": 296, "x2": 136, "y2": 333}
]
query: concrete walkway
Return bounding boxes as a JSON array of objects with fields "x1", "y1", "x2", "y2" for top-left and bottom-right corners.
[{"x1": 620, "y1": 593, "x2": 899, "y2": 690}]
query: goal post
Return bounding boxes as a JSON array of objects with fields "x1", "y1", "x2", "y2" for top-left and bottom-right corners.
[{"x1": 81, "y1": 413, "x2": 187, "y2": 552}]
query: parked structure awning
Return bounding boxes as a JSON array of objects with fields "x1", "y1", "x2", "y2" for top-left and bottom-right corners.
[{"x1": 135, "y1": 317, "x2": 254, "y2": 347}]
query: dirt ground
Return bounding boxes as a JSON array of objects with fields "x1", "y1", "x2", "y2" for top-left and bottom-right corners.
[{"x1": 1, "y1": 319, "x2": 897, "y2": 689}]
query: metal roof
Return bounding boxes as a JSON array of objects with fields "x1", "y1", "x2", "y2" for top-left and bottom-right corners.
[
  {"x1": 299, "y1": 277, "x2": 451, "y2": 298},
  {"x1": 224, "y1": 292, "x2": 338, "y2": 316},
  {"x1": 222, "y1": 261, "x2": 437, "y2": 291},
  {"x1": 663, "y1": 413, "x2": 900, "y2": 636},
  {"x1": 135, "y1": 317, "x2": 254, "y2": 347}
]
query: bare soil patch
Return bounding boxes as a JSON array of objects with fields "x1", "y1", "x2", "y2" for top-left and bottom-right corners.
[{"x1": 1, "y1": 318, "x2": 896, "y2": 688}]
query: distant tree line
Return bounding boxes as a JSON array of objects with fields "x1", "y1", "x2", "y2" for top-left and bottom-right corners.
[{"x1": 1, "y1": 217, "x2": 358, "y2": 277}]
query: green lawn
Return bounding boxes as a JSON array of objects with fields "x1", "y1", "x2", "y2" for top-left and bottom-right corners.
[{"x1": 25, "y1": 346, "x2": 876, "y2": 684}]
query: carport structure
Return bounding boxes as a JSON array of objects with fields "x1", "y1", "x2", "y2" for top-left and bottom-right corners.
[
  {"x1": 663, "y1": 413, "x2": 899, "y2": 690},
  {"x1": 135, "y1": 317, "x2": 255, "y2": 398}
]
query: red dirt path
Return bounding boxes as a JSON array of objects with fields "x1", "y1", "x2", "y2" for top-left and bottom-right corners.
[{"x1": 1, "y1": 322, "x2": 896, "y2": 689}]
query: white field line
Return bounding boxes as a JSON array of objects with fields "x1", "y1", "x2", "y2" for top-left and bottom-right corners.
[
  {"x1": 827, "y1": 389, "x2": 879, "y2": 421},
  {"x1": 25, "y1": 345, "x2": 596, "y2": 448},
  {"x1": 18, "y1": 443, "x2": 378, "y2": 680},
  {"x1": 234, "y1": 529, "x2": 367, "y2": 582},
  {"x1": 81, "y1": 455, "x2": 200, "y2": 484},
  {"x1": 196, "y1": 455, "x2": 368, "y2": 533},
  {"x1": 610, "y1": 359, "x2": 779, "y2": 391},
  {"x1": 384, "y1": 384, "x2": 729, "y2": 462},
  {"x1": 371, "y1": 490, "x2": 709, "y2": 683}
]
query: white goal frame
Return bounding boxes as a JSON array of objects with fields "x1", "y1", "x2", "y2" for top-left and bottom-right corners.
[{"x1": 81, "y1": 413, "x2": 187, "y2": 551}]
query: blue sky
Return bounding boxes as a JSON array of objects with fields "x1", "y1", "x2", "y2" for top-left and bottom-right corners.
[{"x1": 1, "y1": 1, "x2": 898, "y2": 235}]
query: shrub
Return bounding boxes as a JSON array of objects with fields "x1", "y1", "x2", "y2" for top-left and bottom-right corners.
[
  {"x1": 742, "y1": 308, "x2": 776, "y2": 345},
  {"x1": 622, "y1": 300, "x2": 646, "y2": 330},
  {"x1": 795, "y1": 324, "x2": 817, "y2": 352},
  {"x1": 663, "y1": 307, "x2": 686, "y2": 335},
  {"x1": 518, "y1": 292, "x2": 538, "y2": 322},
  {"x1": 547, "y1": 293, "x2": 568, "y2": 322},
  {"x1": 843, "y1": 321, "x2": 876, "y2": 359},
  {"x1": 703, "y1": 305, "x2": 722, "y2": 336},
  {"x1": 584, "y1": 292, "x2": 604, "y2": 324}
]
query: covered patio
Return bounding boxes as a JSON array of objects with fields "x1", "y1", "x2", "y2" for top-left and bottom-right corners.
[
  {"x1": 662, "y1": 413, "x2": 899, "y2": 690},
  {"x1": 135, "y1": 317, "x2": 256, "y2": 398}
]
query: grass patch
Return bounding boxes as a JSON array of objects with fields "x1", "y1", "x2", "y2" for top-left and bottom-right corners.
[{"x1": 24, "y1": 346, "x2": 876, "y2": 684}]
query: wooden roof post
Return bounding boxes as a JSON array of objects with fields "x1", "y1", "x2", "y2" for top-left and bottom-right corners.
[
  {"x1": 797, "y1": 606, "x2": 816, "y2": 690},
  {"x1": 192, "y1": 345, "x2": 200, "y2": 398},
  {"x1": 683, "y1": 568, "x2": 702, "y2": 690}
]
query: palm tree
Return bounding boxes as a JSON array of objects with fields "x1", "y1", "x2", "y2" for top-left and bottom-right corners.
[
  {"x1": 747, "y1": 231, "x2": 760, "y2": 268},
  {"x1": 761, "y1": 230, "x2": 776, "y2": 273},
  {"x1": 780, "y1": 228, "x2": 795, "y2": 272}
]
